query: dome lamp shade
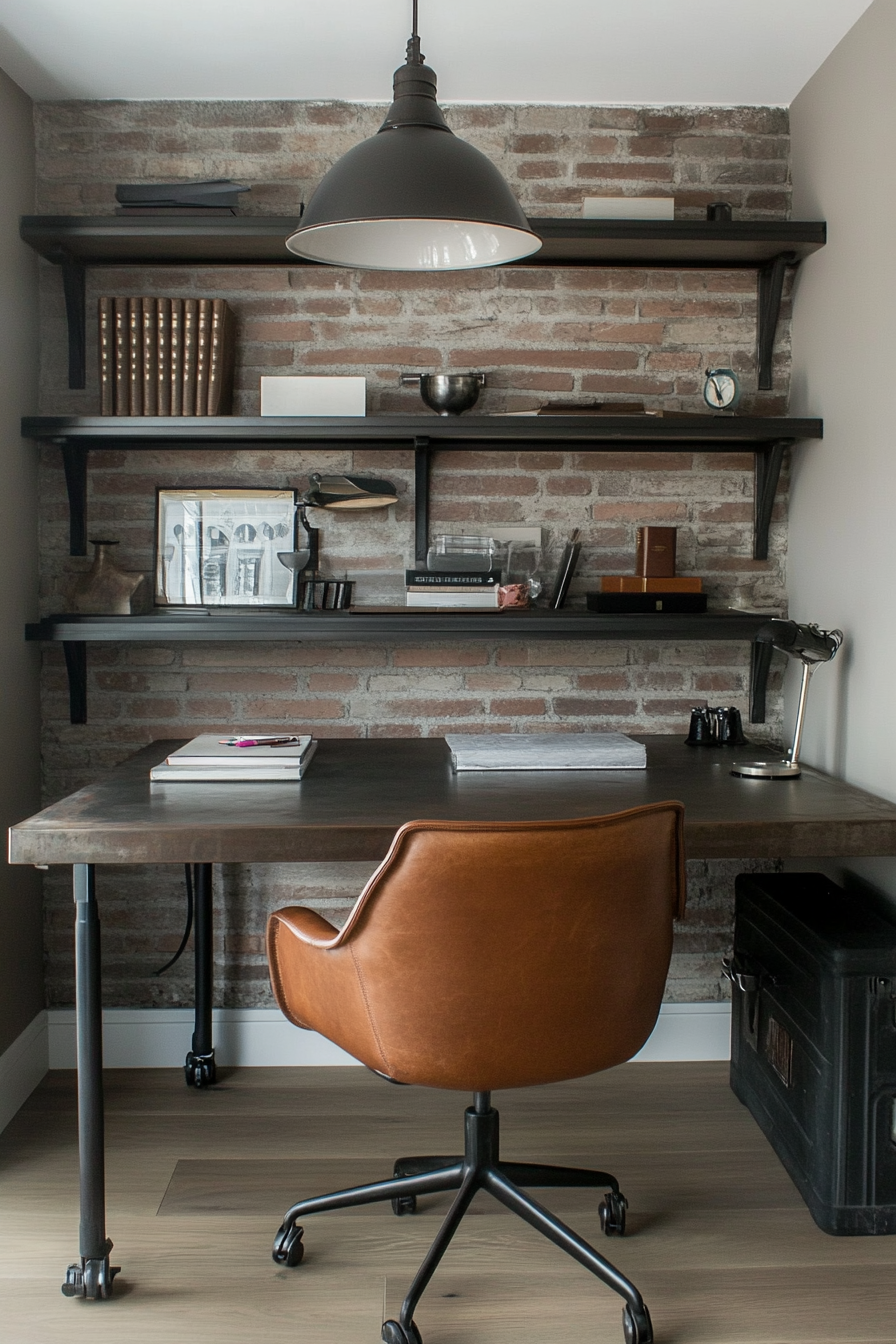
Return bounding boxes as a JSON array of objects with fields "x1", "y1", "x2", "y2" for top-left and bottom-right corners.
[{"x1": 285, "y1": 8, "x2": 541, "y2": 271}]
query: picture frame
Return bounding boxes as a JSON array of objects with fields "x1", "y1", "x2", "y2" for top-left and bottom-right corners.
[{"x1": 154, "y1": 488, "x2": 299, "y2": 607}]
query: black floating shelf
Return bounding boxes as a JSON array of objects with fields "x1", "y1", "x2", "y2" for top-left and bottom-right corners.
[
  {"x1": 20, "y1": 214, "x2": 825, "y2": 391},
  {"x1": 26, "y1": 609, "x2": 775, "y2": 728},
  {"x1": 19, "y1": 215, "x2": 826, "y2": 267},
  {"x1": 22, "y1": 413, "x2": 822, "y2": 565}
]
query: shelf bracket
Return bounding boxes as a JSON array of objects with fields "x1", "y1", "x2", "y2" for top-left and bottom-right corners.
[
  {"x1": 60, "y1": 441, "x2": 89, "y2": 556},
  {"x1": 413, "y1": 437, "x2": 431, "y2": 565},
  {"x1": 64, "y1": 641, "x2": 87, "y2": 724},
  {"x1": 756, "y1": 251, "x2": 796, "y2": 391},
  {"x1": 749, "y1": 638, "x2": 772, "y2": 724},
  {"x1": 50, "y1": 248, "x2": 87, "y2": 390},
  {"x1": 753, "y1": 440, "x2": 788, "y2": 561}
]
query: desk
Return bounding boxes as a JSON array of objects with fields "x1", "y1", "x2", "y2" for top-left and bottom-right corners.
[{"x1": 10, "y1": 735, "x2": 896, "y2": 1299}]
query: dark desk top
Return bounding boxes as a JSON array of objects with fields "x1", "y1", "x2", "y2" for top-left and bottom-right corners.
[{"x1": 9, "y1": 737, "x2": 896, "y2": 867}]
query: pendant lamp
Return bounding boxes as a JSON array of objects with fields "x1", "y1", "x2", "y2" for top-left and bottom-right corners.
[{"x1": 286, "y1": 3, "x2": 542, "y2": 271}]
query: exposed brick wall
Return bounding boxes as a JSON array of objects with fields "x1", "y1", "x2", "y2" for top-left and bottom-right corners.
[{"x1": 33, "y1": 100, "x2": 791, "y2": 1009}]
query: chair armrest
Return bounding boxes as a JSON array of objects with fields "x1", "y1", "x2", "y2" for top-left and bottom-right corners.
[{"x1": 269, "y1": 905, "x2": 341, "y2": 948}]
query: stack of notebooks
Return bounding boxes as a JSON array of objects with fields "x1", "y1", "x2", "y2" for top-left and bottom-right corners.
[
  {"x1": 149, "y1": 734, "x2": 317, "y2": 782},
  {"x1": 445, "y1": 733, "x2": 646, "y2": 771},
  {"x1": 405, "y1": 568, "x2": 501, "y2": 609},
  {"x1": 99, "y1": 296, "x2": 236, "y2": 416}
]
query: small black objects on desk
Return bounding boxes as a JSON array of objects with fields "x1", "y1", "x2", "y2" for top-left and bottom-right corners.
[{"x1": 685, "y1": 705, "x2": 747, "y2": 747}]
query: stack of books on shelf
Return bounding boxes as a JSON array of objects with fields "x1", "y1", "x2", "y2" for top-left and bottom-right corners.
[
  {"x1": 405, "y1": 569, "x2": 501, "y2": 608},
  {"x1": 587, "y1": 525, "x2": 708, "y2": 613},
  {"x1": 99, "y1": 296, "x2": 236, "y2": 417},
  {"x1": 149, "y1": 734, "x2": 316, "y2": 783}
]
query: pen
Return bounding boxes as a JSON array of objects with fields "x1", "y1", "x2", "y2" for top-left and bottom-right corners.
[{"x1": 220, "y1": 736, "x2": 302, "y2": 748}]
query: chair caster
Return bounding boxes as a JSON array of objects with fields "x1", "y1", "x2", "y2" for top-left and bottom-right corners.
[
  {"x1": 60, "y1": 1251, "x2": 120, "y2": 1299},
  {"x1": 184, "y1": 1050, "x2": 216, "y2": 1089},
  {"x1": 599, "y1": 1190, "x2": 627, "y2": 1236},
  {"x1": 272, "y1": 1222, "x2": 304, "y2": 1267},
  {"x1": 382, "y1": 1319, "x2": 422, "y2": 1344},
  {"x1": 622, "y1": 1301, "x2": 653, "y2": 1344},
  {"x1": 391, "y1": 1194, "x2": 417, "y2": 1216}
]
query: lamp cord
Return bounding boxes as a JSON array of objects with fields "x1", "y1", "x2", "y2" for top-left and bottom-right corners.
[{"x1": 153, "y1": 864, "x2": 195, "y2": 976}]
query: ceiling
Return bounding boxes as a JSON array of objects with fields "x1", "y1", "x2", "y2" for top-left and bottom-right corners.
[{"x1": 0, "y1": 0, "x2": 874, "y2": 105}]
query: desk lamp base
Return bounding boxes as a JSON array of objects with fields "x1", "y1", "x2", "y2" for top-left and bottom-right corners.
[{"x1": 730, "y1": 758, "x2": 802, "y2": 779}]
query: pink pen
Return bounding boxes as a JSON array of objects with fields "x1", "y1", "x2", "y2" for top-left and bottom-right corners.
[{"x1": 220, "y1": 736, "x2": 302, "y2": 748}]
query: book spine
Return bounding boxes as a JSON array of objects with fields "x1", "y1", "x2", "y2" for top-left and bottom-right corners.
[
  {"x1": 157, "y1": 298, "x2": 172, "y2": 416},
  {"x1": 98, "y1": 296, "x2": 114, "y2": 415},
  {"x1": 113, "y1": 298, "x2": 129, "y2": 415},
  {"x1": 405, "y1": 569, "x2": 501, "y2": 587},
  {"x1": 170, "y1": 299, "x2": 183, "y2": 416},
  {"x1": 405, "y1": 591, "x2": 499, "y2": 607},
  {"x1": 194, "y1": 297, "x2": 212, "y2": 416},
  {"x1": 635, "y1": 526, "x2": 677, "y2": 578},
  {"x1": 207, "y1": 299, "x2": 236, "y2": 415},
  {"x1": 128, "y1": 298, "x2": 144, "y2": 415},
  {"x1": 182, "y1": 298, "x2": 198, "y2": 415},
  {"x1": 142, "y1": 297, "x2": 158, "y2": 416}
]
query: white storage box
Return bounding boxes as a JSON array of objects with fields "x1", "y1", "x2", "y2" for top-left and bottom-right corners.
[
  {"x1": 582, "y1": 197, "x2": 674, "y2": 220},
  {"x1": 260, "y1": 376, "x2": 367, "y2": 417}
]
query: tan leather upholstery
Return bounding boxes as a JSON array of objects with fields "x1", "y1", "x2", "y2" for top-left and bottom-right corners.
[{"x1": 267, "y1": 802, "x2": 685, "y2": 1092}]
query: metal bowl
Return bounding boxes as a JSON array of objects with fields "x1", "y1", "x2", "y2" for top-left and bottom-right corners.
[{"x1": 401, "y1": 372, "x2": 486, "y2": 416}]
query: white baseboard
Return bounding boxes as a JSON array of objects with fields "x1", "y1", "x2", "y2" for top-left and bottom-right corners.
[
  {"x1": 630, "y1": 1002, "x2": 731, "y2": 1062},
  {"x1": 46, "y1": 1002, "x2": 731, "y2": 1071},
  {"x1": 47, "y1": 1007, "x2": 358, "y2": 1069},
  {"x1": 0, "y1": 1011, "x2": 49, "y2": 1133}
]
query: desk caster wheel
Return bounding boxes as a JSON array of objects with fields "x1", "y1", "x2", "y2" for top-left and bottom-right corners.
[
  {"x1": 391, "y1": 1194, "x2": 417, "y2": 1216},
  {"x1": 622, "y1": 1302, "x2": 653, "y2": 1344},
  {"x1": 61, "y1": 1252, "x2": 120, "y2": 1299},
  {"x1": 382, "y1": 1320, "x2": 422, "y2": 1344},
  {"x1": 599, "y1": 1190, "x2": 627, "y2": 1236},
  {"x1": 272, "y1": 1222, "x2": 304, "y2": 1267},
  {"x1": 184, "y1": 1051, "x2": 216, "y2": 1088}
]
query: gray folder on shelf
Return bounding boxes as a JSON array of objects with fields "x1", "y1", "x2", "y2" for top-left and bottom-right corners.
[{"x1": 446, "y1": 733, "x2": 646, "y2": 772}]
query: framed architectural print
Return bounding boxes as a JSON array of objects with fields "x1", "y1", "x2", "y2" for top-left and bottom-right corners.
[{"x1": 155, "y1": 488, "x2": 299, "y2": 607}]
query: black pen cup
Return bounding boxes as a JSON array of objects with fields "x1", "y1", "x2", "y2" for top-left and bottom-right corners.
[{"x1": 685, "y1": 707, "x2": 714, "y2": 746}]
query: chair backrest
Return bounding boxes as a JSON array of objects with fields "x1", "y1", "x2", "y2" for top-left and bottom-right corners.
[{"x1": 272, "y1": 802, "x2": 685, "y2": 1091}]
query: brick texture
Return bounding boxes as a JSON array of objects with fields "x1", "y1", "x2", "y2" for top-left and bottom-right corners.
[{"x1": 33, "y1": 99, "x2": 793, "y2": 1010}]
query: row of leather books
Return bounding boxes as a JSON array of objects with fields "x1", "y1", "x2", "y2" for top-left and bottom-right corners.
[{"x1": 98, "y1": 296, "x2": 236, "y2": 416}]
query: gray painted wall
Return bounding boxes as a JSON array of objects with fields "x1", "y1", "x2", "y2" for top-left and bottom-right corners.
[
  {"x1": 0, "y1": 66, "x2": 43, "y2": 1053},
  {"x1": 788, "y1": 0, "x2": 896, "y2": 912}
]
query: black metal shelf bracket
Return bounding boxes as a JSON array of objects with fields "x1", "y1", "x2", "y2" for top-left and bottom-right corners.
[
  {"x1": 414, "y1": 437, "x2": 431, "y2": 565},
  {"x1": 757, "y1": 252, "x2": 796, "y2": 391},
  {"x1": 753, "y1": 441, "x2": 788, "y2": 561},
  {"x1": 61, "y1": 441, "x2": 89, "y2": 556},
  {"x1": 51, "y1": 248, "x2": 87, "y2": 390},
  {"x1": 750, "y1": 639, "x2": 773, "y2": 724},
  {"x1": 64, "y1": 640, "x2": 88, "y2": 724}
]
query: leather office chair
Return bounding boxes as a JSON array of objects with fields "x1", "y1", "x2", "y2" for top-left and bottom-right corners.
[{"x1": 267, "y1": 802, "x2": 686, "y2": 1344}]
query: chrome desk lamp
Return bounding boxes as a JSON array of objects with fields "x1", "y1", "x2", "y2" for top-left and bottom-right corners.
[{"x1": 731, "y1": 619, "x2": 843, "y2": 779}]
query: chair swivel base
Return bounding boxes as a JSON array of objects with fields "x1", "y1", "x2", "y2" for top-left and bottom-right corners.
[{"x1": 272, "y1": 1092, "x2": 652, "y2": 1344}]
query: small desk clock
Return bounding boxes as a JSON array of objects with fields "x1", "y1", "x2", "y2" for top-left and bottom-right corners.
[{"x1": 703, "y1": 367, "x2": 741, "y2": 411}]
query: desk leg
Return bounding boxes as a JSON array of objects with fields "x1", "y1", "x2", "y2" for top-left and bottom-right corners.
[
  {"x1": 61, "y1": 864, "x2": 119, "y2": 1300},
  {"x1": 184, "y1": 862, "x2": 217, "y2": 1088}
]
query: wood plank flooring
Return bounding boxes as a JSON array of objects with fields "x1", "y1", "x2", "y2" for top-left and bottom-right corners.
[{"x1": 0, "y1": 1064, "x2": 893, "y2": 1343}]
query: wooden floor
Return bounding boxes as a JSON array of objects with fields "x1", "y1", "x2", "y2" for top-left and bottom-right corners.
[{"x1": 0, "y1": 1064, "x2": 893, "y2": 1344}]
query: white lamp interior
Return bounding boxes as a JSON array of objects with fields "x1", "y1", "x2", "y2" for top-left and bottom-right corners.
[{"x1": 287, "y1": 218, "x2": 542, "y2": 270}]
